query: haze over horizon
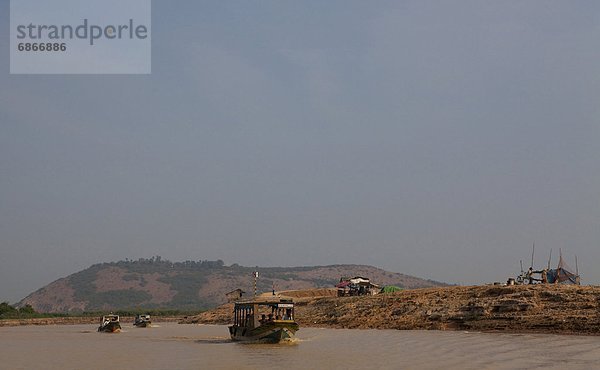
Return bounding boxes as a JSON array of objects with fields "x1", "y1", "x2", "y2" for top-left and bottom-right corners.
[{"x1": 2, "y1": 1, "x2": 600, "y2": 303}]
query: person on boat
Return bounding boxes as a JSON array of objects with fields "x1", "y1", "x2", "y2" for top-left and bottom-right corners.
[
  {"x1": 541, "y1": 269, "x2": 548, "y2": 284},
  {"x1": 260, "y1": 314, "x2": 267, "y2": 324}
]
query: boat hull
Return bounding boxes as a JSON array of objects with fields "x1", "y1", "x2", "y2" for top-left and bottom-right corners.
[
  {"x1": 229, "y1": 321, "x2": 299, "y2": 343},
  {"x1": 134, "y1": 321, "x2": 151, "y2": 327},
  {"x1": 98, "y1": 322, "x2": 121, "y2": 333}
]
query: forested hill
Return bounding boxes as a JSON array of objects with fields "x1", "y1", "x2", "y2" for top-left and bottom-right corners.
[{"x1": 18, "y1": 257, "x2": 447, "y2": 313}]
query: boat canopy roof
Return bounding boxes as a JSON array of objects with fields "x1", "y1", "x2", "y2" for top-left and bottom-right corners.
[{"x1": 234, "y1": 297, "x2": 294, "y2": 308}]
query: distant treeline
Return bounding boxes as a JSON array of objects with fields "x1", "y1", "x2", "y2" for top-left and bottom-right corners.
[
  {"x1": 109, "y1": 256, "x2": 227, "y2": 270},
  {"x1": 0, "y1": 302, "x2": 64, "y2": 319},
  {"x1": 0, "y1": 302, "x2": 201, "y2": 319},
  {"x1": 96, "y1": 256, "x2": 345, "y2": 273}
]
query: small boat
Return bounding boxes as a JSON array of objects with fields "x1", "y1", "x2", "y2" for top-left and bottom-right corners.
[
  {"x1": 229, "y1": 298, "x2": 299, "y2": 343},
  {"x1": 98, "y1": 314, "x2": 121, "y2": 333},
  {"x1": 133, "y1": 314, "x2": 151, "y2": 327}
]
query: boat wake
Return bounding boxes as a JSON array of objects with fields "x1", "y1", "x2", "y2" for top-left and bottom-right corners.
[
  {"x1": 235, "y1": 337, "x2": 300, "y2": 346},
  {"x1": 195, "y1": 337, "x2": 232, "y2": 344}
]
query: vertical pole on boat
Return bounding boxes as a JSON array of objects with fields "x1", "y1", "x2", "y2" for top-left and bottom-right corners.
[
  {"x1": 520, "y1": 260, "x2": 523, "y2": 274},
  {"x1": 531, "y1": 242, "x2": 535, "y2": 269},
  {"x1": 558, "y1": 248, "x2": 563, "y2": 281},
  {"x1": 575, "y1": 254, "x2": 580, "y2": 285},
  {"x1": 547, "y1": 249, "x2": 552, "y2": 270},
  {"x1": 253, "y1": 271, "x2": 259, "y2": 298}
]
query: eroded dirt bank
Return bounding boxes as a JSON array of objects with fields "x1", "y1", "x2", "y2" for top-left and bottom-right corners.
[
  {"x1": 182, "y1": 285, "x2": 600, "y2": 335},
  {"x1": 0, "y1": 316, "x2": 182, "y2": 327}
]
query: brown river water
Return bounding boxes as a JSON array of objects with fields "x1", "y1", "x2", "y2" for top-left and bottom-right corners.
[{"x1": 1, "y1": 323, "x2": 599, "y2": 369}]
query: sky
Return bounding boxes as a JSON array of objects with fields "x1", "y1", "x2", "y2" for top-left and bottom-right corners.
[{"x1": 1, "y1": 1, "x2": 599, "y2": 303}]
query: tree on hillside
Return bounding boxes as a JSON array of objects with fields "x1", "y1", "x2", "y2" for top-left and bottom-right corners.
[
  {"x1": 0, "y1": 302, "x2": 17, "y2": 316},
  {"x1": 19, "y1": 304, "x2": 35, "y2": 315}
]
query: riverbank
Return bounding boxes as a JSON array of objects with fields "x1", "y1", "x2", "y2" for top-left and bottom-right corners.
[
  {"x1": 182, "y1": 284, "x2": 600, "y2": 335},
  {"x1": 0, "y1": 316, "x2": 184, "y2": 327}
]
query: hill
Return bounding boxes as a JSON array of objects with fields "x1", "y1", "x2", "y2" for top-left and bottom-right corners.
[{"x1": 18, "y1": 258, "x2": 447, "y2": 313}]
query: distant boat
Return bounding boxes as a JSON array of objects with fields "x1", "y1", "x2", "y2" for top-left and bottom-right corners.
[
  {"x1": 229, "y1": 298, "x2": 299, "y2": 343},
  {"x1": 98, "y1": 314, "x2": 121, "y2": 333},
  {"x1": 133, "y1": 314, "x2": 151, "y2": 327}
]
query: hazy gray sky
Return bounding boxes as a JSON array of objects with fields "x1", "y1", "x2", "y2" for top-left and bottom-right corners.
[{"x1": 2, "y1": 1, "x2": 599, "y2": 303}]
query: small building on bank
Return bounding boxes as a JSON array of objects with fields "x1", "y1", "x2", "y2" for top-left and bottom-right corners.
[
  {"x1": 335, "y1": 276, "x2": 381, "y2": 297},
  {"x1": 226, "y1": 288, "x2": 245, "y2": 302}
]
